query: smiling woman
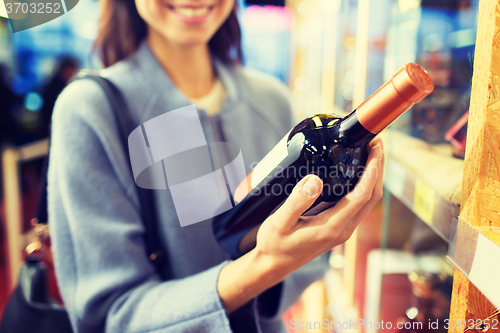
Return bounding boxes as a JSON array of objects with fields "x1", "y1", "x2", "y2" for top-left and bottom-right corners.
[
  {"x1": 47, "y1": 0, "x2": 384, "y2": 331},
  {"x1": 137, "y1": 0, "x2": 234, "y2": 46},
  {"x1": 94, "y1": 0, "x2": 242, "y2": 68}
]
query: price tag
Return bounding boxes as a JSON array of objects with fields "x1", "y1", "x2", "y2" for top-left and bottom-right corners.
[{"x1": 413, "y1": 179, "x2": 435, "y2": 225}]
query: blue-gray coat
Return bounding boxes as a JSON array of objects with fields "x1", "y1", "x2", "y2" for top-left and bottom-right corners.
[{"x1": 48, "y1": 42, "x2": 329, "y2": 333}]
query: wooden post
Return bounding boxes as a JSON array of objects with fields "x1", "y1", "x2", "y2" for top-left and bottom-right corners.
[
  {"x1": 2, "y1": 148, "x2": 22, "y2": 290},
  {"x1": 449, "y1": 0, "x2": 500, "y2": 331}
]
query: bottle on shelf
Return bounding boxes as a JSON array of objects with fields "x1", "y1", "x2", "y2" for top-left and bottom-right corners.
[
  {"x1": 213, "y1": 63, "x2": 434, "y2": 258},
  {"x1": 396, "y1": 269, "x2": 452, "y2": 333}
]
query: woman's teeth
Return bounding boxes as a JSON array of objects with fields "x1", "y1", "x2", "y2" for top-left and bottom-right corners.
[{"x1": 173, "y1": 6, "x2": 210, "y2": 17}]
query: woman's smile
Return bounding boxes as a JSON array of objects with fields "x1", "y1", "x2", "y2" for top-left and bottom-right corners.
[
  {"x1": 136, "y1": 0, "x2": 234, "y2": 47},
  {"x1": 164, "y1": 3, "x2": 217, "y2": 24}
]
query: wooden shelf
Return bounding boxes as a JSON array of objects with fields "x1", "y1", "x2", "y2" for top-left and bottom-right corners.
[
  {"x1": 381, "y1": 130, "x2": 463, "y2": 242},
  {"x1": 448, "y1": 217, "x2": 500, "y2": 309}
]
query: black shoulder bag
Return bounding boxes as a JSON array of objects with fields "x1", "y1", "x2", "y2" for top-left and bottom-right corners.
[{"x1": 0, "y1": 74, "x2": 168, "y2": 333}]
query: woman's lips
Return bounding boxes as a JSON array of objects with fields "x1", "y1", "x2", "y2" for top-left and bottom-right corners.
[{"x1": 166, "y1": 4, "x2": 215, "y2": 24}]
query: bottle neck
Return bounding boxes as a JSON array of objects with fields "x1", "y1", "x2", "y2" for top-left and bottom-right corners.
[
  {"x1": 338, "y1": 110, "x2": 376, "y2": 143},
  {"x1": 353, "y1": 63, "x2": 434, "y2": 134},
  {"x1": 334, "y1": 63, "x2": 434, "y2": 144}
]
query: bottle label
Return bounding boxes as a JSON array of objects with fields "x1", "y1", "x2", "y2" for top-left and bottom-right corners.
[
  {"x1": 251, "y1": 131, "x2": 291, "y2": 188},
  {"x1": 233, "y1": 131, "x2": 290, "y2": 203}
]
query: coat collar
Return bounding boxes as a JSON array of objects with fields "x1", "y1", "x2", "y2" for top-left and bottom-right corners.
[{"x1": 130, "y1": 41, "x2": 240, "y2": 112}]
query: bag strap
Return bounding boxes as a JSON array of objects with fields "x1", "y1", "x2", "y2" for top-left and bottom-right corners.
[
  {"x1": 35, "y1": 72, "x2": 169, "y2": 280},
  {"x1": 80, "y1": 73, "x2": 170, "y2": 280}
]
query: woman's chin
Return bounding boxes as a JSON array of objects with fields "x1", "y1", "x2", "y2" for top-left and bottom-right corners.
[
  {"x1": 148, "y1": 28, "x2": 211, "y2": 48},
  {"x1": 169, "y1": 33, "x2": 214, "y2": 48}
]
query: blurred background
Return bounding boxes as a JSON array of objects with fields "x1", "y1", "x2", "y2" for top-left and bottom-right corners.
[{"x1": 1, "y1": 0, "x2": 487, "y2": 332}]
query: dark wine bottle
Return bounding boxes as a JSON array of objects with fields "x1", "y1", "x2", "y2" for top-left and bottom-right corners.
[{"x1": 213, "y1": 63, "x2": 434, "y2": 258}]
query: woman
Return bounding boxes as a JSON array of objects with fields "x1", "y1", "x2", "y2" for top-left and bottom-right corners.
[{"x1": 48, "y1": 0, "x2": 384, "y2": 332}]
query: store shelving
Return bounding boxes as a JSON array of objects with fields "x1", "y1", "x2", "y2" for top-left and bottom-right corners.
[
  {"x1": 287, "y1": 0, "x2": 500, "y2": 330},
  {"x1": 382, "y1": 130, "x2": 463, "y2": 242}
]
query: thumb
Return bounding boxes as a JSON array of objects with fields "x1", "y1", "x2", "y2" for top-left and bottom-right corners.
[{"x1": 271, "y1": 174, "x2": 323, "y2": 228}]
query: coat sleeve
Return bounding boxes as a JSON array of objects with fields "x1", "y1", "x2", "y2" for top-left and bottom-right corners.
[{"x1": 48, "y1": 80, "x2": 232, "y2": 333}]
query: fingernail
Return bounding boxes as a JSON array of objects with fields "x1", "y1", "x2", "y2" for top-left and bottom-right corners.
[
  {"x1": 302, "y1": 175, "x2": 322, "y2": 196},
  {"x1": 374, "y1": 144, "x2": 381, "y2": 159}
]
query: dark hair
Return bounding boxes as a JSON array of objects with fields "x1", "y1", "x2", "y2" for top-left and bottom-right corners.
[{"x1": 94, "y1": 0, "x2": 243, "y2": 68}]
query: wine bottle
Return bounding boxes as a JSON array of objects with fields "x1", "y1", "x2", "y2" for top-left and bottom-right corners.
[{"x1": 213, "y1": 63, "x2": 434, "y2": 258}]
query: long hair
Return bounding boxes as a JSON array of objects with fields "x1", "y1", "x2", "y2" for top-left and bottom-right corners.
[{"x1": 93, "y1": 0, "x2": 243, "y2": 68}]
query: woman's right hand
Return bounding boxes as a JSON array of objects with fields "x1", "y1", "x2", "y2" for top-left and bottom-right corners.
[
  {"x1": 255, "y1": 138, "x2": 384, "y2": 276},
  {"x1": 217, "y1": 139, "x2": 384, "y2": 314}
]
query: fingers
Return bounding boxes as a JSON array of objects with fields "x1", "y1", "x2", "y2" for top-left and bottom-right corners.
[
  {"x1": 370, "y1": 137, "x2": 383, "y2": 149},
  {"x1": 269, "y1": 174, "x2": 323, "y2": 230},
  {"x1": 362, "y1": 140, "x2": 385, "y2": 209},
  {"x1": 318, "y1": 143, "x2": 382, "y2": 225},
  {"x1": 344, "y1": 143, "x2": 382, "y2": 203},
  {"x1": 348, "y1": 143, "x2": 385, "y2": 228},
  {"x1": 266, "y1": 140, "x2": 384, "y2": 241},
  {"x1": 317, "y1": 144, "x2": 383, "y2": 245},
  {"x1": 373, "y1": 142, "x2": 385, "y2": 203}
]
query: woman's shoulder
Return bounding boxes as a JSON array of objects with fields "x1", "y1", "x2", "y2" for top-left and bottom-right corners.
[
  {"x1": 53, "y1": 76, "x2": 110, "y2": 127},
  {"x1": 52, "y1": 64, "x2": 136, "y2": 193},
  {"x1": 54, "y1": 56, "x2": 143, "y2": 128},
  {"x1": 231, "y1": 66, "x2": 295, "y2": 129},
  {"x1": 236, "y1": 66, "x2": 292, "y2": 103},
  {"x1": 52, "y1": 63, "x2": 134, "y2": 150}
]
